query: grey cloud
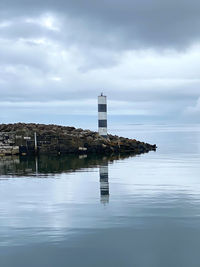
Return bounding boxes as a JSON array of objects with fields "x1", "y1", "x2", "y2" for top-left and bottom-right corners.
[
  {"x1": 1, "y1": 0, "x2": 200, "y2": 49},
  {"x1": 0, "y1": 21, "x2": 60, "y2": 43},
  {"x1": 0, "y1": 44, "x2": 49, "y2": 71}
]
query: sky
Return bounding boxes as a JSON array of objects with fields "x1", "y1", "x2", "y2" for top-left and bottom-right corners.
[{"x1": 1, "y1": 0, "x2": 200, "y2": 127}]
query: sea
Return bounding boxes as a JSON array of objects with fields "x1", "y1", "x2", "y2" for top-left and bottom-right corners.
[{"x1": 1, "y1": 124, "x2": 200, "y2": 267}]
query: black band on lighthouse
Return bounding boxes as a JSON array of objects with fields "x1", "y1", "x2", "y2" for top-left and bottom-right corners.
[
  {"x1": 98, "y1": 104, "x2": 107, "y2": 112},
  {"x1": 98, "y1": 120, "x2": 107, "y2": 127}
]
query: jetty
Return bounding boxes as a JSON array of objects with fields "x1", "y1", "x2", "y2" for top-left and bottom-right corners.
[{"x1": 0, "y1": 123, "x2": 156, "y2": 156}]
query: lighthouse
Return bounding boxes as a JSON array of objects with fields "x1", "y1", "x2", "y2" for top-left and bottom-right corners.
[{"x1": 98, "y1": 93, "x2": 107, "y2": 138}]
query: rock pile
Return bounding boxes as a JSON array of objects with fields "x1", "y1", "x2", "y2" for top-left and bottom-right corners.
[
  {"x1": 0, "y1": 123, "x2": 156, "y2": 156},
  {"x1": 0, "y1": 132, "x2": 19, "y2": 156}
]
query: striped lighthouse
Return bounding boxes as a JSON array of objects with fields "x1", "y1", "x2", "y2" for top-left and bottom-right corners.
[{"x1": 98, "y1": 93, "x2": 107, "y2": 138}]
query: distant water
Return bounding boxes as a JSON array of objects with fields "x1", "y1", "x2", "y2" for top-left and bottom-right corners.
[{"x1": 1, "y1": 124, "x2": 200, "y2": 267}]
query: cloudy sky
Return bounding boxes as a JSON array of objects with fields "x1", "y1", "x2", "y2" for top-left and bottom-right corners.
[{"x1": 1, "y1": 0, "x2": 200, "y2": 127}]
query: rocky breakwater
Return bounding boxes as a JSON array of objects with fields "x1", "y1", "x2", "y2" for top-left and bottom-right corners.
[{"x1": 0, "y1": 123, "x2": 156, "y2": 156}]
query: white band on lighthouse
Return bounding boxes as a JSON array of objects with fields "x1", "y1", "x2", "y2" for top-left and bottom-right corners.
[{"x1": 98, "y1": 94, "x2": 107, "y2": 138}]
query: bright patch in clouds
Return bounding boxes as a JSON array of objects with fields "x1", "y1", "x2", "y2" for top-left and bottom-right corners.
[{"x1": 26, "y1": 14, "x2": 60, "y2": 32}]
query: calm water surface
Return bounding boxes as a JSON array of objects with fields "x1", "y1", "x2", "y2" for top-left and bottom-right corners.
[{"x1": 1, "y1": 124, "x2": 200, "y2": 267}]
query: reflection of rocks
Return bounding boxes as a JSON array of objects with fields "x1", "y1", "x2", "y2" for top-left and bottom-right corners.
[
  {"x1": 0, "y1": 156, "x2": 20, "y2": 175},
  {"x1": 99, "y1": 162, "x2": 109, "y2": 204},
  {"x1": 0, "y1": 153, "x2": 136, "y2": 176},
  {"x1": 0, "y1": 123, "x2": 156, "y2": 156}
]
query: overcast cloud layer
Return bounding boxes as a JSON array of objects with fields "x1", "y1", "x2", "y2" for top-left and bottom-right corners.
[{"x1": 1, "y1": 0, "x2": 200, "y2": 126}]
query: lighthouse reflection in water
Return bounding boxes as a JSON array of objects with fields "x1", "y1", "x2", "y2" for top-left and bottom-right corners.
[{"x1": 99, "y1": 160, "x2": 109, "y2": 204}]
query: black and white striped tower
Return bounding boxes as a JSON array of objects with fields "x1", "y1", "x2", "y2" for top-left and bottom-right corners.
[{"x1": 98, "y1": 93, "x2": 107, "y2": 138}]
